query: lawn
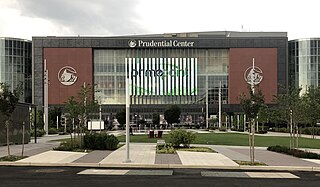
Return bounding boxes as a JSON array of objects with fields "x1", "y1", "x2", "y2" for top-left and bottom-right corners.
[{"x1": 118, "y1": 132, "x2": 320, "y2": 149}]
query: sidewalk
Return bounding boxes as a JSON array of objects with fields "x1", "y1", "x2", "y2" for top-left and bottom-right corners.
[{"x1": 1, "y1": 133, "x2": 320, "y2": 171}]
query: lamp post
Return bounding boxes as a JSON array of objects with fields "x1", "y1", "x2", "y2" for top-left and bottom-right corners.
[
  {"x1": 219, "y1": 81, "x2": 222, "y2": 129},
  {"x1": 99, "y1": 104, "x2": 102, "y2": 133},
  {"x1": 44, "y1": 59, "x2": 49, "y2": 136},
  {"x1": 124, "y1": 58, "x2": 131, "y2": 163}
]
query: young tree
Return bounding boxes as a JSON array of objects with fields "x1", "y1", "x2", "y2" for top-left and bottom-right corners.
[
  {"x1": 272, "y1": 87, "x2": 306, "y2": 149},
  {"x1": 0, "y1": 82, "x2": 22, "y2": 156},
  {"x1": 257, "y1": 104, "x2": 269, "y2": 132},
  {"x1": 64, "y1": 83, "x2": 98, "y2": 147},
  {"x1": 164, "y1": 105, "x2": 181, "y2": 127},
  {"x1": 65, "y1": 96, "x2": 81, "y2": 140},
  {"x1": 303, "y1": 86, "x2": 320, "y2": 139},
  {"x1": 49, "y1": 107, "x2": 62, "y2": 129},
  {"x1": 238, "y1": 86, "x2": 265, "y2": 165}
]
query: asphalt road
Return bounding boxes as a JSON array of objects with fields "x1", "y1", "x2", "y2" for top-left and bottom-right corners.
[{"x1": 0, "y1": 166, "x2": 320, "y2": 187}]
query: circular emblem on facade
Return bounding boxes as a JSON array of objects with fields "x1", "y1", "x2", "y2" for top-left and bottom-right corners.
[
  {"x1": 128, "y1": 39, "x2": 137, "y2": 48},
  {"x1": 244, "y1": 66, "x2": 263, "y2": 85},
  {"x1": 58, "y1": 66, "x2": 78, "y2": 86}
]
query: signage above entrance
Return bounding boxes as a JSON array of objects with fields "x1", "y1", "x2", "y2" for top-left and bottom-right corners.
[{"x1": 128, "y1": 39, "x2": 195, "y2": 48}]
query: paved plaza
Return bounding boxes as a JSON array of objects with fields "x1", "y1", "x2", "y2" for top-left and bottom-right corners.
[{"x1": 0, "y1": 131, "x2": 320, "y2": 171}]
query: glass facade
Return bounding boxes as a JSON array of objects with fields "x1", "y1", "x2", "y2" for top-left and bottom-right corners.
[
  {"x1": 94, "y1": 49, "x2": 229, "y2": 105},
  {"x1": 289, "y1": 39, "x2": 320, "y2": 93},
  {"x1": 0, "y1": 38, "x2": 32, "y2": 103}
]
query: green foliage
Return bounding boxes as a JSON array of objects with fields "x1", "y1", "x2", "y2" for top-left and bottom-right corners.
[
  {"x1": 267, "y1": 145, "x2": 320, "y2": 159},
  {"x1": 116, "y1": 109, "x2": 126, "y2": 125},
  {"x1": 169, "y1": 129, "x2": 196, "y2": 147},
  {"x1": 156, "y1": 143, "x2": 175, "y2": 154},
  {"x1": 303, "y1": 86, "x2": 320, "y2": 124},
  {"x1": 0, "y1": 155, "x2": 27, "y2": 161},
  {"x1": 271, "y1": 87, "x2": 305, "y2": 125},
  {"x1": 0, "y1": 82, "x2": 22, "y2": 119},
  {"x1": 118, "y1": 132, "x2": 320, "y2": 149},
  {"x1": 48, "y1": 127, "x2": 58, "y2": 134},
  {"x1": 238, "y1": 86, "x2": 265, "y2": 120},
  {"x1": 30, "y1": 128, "x2": 46, "y2": 137},
  {"x1": 164, "y1": 105, "x2": 181, "y2": 124},
  {"x1": 83, "y1": 133, "x2": 119, "y2": 150},
  {"x1": 177, "y1": 147, "x2": 216, "y2": 153},
  {"x1": 48, "y1": 107, "x2": 62, "y2": 128},
  {"x1": 54, "y1": 140, "x2": 81, "y2": 151},
  {"x1": 152, "y1": 113, "x2": 160, "y2": 125}
]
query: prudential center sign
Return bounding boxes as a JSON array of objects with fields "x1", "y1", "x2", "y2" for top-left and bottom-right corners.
[{"x1": 128, "y1": 39, "x2": 195, "y2": 48}]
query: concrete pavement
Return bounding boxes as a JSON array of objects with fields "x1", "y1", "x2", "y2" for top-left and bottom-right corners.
[{"x1": 1, "y1": 132, "x2": 320, "y2": 171}]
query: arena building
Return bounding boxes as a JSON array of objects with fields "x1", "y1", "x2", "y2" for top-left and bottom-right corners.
[
  {"x1": 289, "y1": 38, "x2": 320, "y2": 93},
  {"x1": 32, "y1": 31, "x2": 288, "y2": 126},
  {"x1": 0, "y1": 37, "x2": 32, "y2": 103}
]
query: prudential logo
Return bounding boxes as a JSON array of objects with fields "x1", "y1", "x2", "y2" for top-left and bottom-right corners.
[
  {"x1": 58, "y1": 66, "x2": 78, "y2": 86},
  {"x1": 128, "y1": 40, "x2": 137, "y2": 48}
]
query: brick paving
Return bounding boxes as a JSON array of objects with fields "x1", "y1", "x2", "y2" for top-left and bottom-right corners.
[
  {"x1": 73, "y1": 150, "x2": 113, "y2": 163},
  {"x1": 155, "y1": 153, "x2": 182, "y2": 164}
]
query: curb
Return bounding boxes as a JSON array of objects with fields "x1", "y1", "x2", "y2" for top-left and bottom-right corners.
[{"x1": 1, "y1": 162, "x2": 320, "y2": 172}]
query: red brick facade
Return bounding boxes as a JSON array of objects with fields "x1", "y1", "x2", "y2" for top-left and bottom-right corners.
[
  {"x1": 44, "y1": 48, "x2": 93, "y2": 105},
  {"x1": 229, "y1": 48, "x2": 278, "y2": 104}
]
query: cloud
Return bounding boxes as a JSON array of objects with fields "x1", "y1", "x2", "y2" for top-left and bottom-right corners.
[{"x1": 12, "y1": 0, "x2": 149, "y2": 37}]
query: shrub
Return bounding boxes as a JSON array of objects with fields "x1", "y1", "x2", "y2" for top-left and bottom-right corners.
[
  {"x1": 54, "y1": 140, "x2": 80, "y2": 151},
  {"x1": 169, "y1": 129, "x2": 196, "y2": 148},
  {"x1": 83, "y1": 133, "x2": 119, "y2": 150},
  {"x1": 267, "y1": 145, "x2": 320, "y2": 159},
  {"x1": 48, "y1": 128, "x2": 58, "y2": 134},
  {"x1": 256, "y1": 130, "x2": 268, "y2": 134},
  {"x1": 30, "y1": 128, "x2": 46, "y2": 137},
  {"x1": 157, "y1": 143, "x2": 175, "y2": 154}
]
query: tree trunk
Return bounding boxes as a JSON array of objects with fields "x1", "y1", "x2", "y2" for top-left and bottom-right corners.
[
  {"x1": 22, "y1": 123, "x2": 25, "y2": 157},
  {"x1": 6, "y1": 120, "x2": 10, "y2": 156},
  {"x1": 248, "y1": 121, "x2": 252, "y2": 164},
  {"x1": 252, "y1": 119, "x2": 255, "y2": 165},
  {"x1": 296, "y1": 125, "x2": 299, "y2": 148},
  {"x1": 290, "y1": 120, "x2": 293, "y2": 149}
]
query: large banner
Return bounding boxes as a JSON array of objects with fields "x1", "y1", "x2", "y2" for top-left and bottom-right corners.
[{"x1": 126, "y1": 58, "x2": 197, "y2": 96}]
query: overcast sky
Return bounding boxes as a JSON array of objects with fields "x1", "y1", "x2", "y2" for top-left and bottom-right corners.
[{"x1": 0, "y1": 0, "x2": 319, "y2": 40}]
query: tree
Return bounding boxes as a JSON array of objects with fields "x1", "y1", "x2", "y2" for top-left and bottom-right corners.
[
  {"x1": 152, "y1": 113, "x2": 160, "y2": 126},
  {"x1": 164, "y1": 105, "x2": 181, "y2": 126},
  {"x1": 0, "y1": 82, "x2": 22, "y2": 156},
  {"x1": 65, "y1": 96, "x2": 81, "y2": 140},
  {"x1": 272, "y1": 87, "x2": 306, "y2": 149},
  {"x1": 303, "y1": 86, "x2": 320, "y2": 139},
  {"x1": 64, "y1": 83, "x2": 98, "y2": 147},
  {"x1": 257, "y1": 104, "x2": 269, "y2": 132},
  {"x1": 115, "y1": 109, "x2": 126, "y2": 129},
  {"x1": 49, "y1": 107, "x2": 62, "y2": 129},
  {"x1": 238, "y1": 86, "x2": 265, "y2": 165}
]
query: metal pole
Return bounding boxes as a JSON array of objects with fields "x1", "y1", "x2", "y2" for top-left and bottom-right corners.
[
  {"x1": 219, "y1": 81, "x2": 222, "y2": 129},
  {"x1": 250, "y1": 58, "x2": 255, "y2": 164},
  {"x1": 205, "y1": 51, "x2": 209, "y2": 129},
  {"x1": 34, "y1": 106, "x2": 37, "y2": 143},
  {"x1": 56, "y1": 116, "x2": 59, "y2": 130},
  {"x1": 44, "y1": 59, "x2": 49, "y2": 135},
  {"x1": 99, "y1": 104, "x2": 102, "y2": 133},
  {"x1": 206, "y1": 73, "x2": 209, "y2": 129},
  {"x1": 125, "y1": 58, "x2": 131, "y2": 163}
]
